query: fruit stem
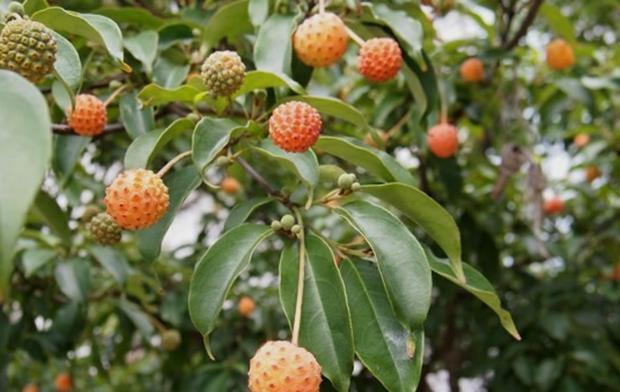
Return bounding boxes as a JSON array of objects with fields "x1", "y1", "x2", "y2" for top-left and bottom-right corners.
[
  {"x1": 319, "y1": 0, "x2": 326, "y2": 13},
  {"x1": 157, "y1": 150, "x2": 192, "y2": 177},
  {"x1": 104, "y1": 84, "x2": 128, "y2": 107},
  {"x1": 291, "y1": 208, "x2": 306, "y2": 346},
  {"x1": 438, "y1": 78, "x2": 449, "y2": 124},
  {"x1": 345, "y1": 26, "x2": 366, "y2": 46}
]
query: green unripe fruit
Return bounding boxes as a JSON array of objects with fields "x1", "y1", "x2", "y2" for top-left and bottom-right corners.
[
  {"x1": 0, "y1": 18, "x2": 57, "y2": 83},
  {"x1": 186, "y1": 112, "x2": 200, "y2": 123},
  {"x1": 271, "y1": 220, "x2": 282, "y2": 231},
  {"x1": 214, "y1": 156, "x2": 230, "y2": 167},
  {"x1": 338, "y1": 173, "x2": 357, "y2": 189},
  {"x1": 291, "y1": 225, "x2": 302, "y2": 234},
  {"x1": 80, "y1": 206, "x2": 100, "y2": 223},
  {"x1": 108, "y1": 80, "x2": 122, "y2": 89},
  {"x1": 200, "y1": 50, "x2": 245, "y2": 97},
  {"x1": 8, "y1": 2, "x2": 25, "y2": 16},
  {"x1": 280, "y1": 214, "x2": 295, "y2": 231},
  {"x1": 351, "y1": 182, "x2": 361, "y2": 191},
  {"x1": 161, "y1": 329, "x2": 181, "y2": 351},
  {"x1": 87, "y1": 212, "x2": 122, "y2": 245}
]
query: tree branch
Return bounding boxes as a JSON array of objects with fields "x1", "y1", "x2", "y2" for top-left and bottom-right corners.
[
  {"x1": 503, "y1": 0, "x2": 545, "y2": 50},
  {"x1": 52, "y1": 123, "x2": 125, "y2": 136},
  {"x1": 236, "y1": 157, "x2": 292, "y2": 206}
]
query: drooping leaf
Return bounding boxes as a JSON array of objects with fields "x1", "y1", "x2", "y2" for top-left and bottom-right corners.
[
  {"x1": 279, "y1": 235, "x2": 354, "y2": 392},
  {"x1": 120, "y1": 91, "x2": 155, "y2": 139},
  {"x1": 425, "y1": 248, "x2": 521, "y2": 340},
  {"x1": 33, "y1": 8, "x2": 124, "y2": 62},
  {"x1": 52, "y1": 32, "x2": 81, "y2": 89},
  {"x1": 203, "y1": 0, "x2": 253, "y2": 47},
  {"x1": 341, "y1": 259, "x2": 424, "y2": 392},
  {"x1": 365, "y1": 3, "x2": 423, "y2": 54},
  {"x1": 248, "y1": 0, "x2": 269, "y2": 27},
  {"x1": 188, "y1": 224, "x2": 273, "y2": 356},
  {"x1": 52, "y1": 134, "x2": 90, "y2": 187},
  {"x1": 117, "y1": 299, "x2": 154, "y2": 338},
  {"x1": 223, "y1": 196, "x2": 273, "y2": 232},
  {"x1": 285, "y1": 95, "x2": 369, "y2": 131},
  {"x1": 252, "y1": 139, "x2": 319, "y2": 191},
  {"x1": 95, "y1": 7, "x2": 165, "y2": 29},
  {"x1": 191, "y1": 117, "x2": 245, "y2": 175},
  {"x1": 21, "y1": 248, "x2": 56, "y2": 277},
  {"x1": 138, "y1": 84, "x2": 201, "y2": 107},
  {"x1": 254, "y1": 14, "x2": 296, "y2": 75},
  {"x1": 30, "y1": 191, "x2": 72, "y2": 247},
  {"x1": 336, "y1": 200, "x2": 432, "y2": 329},
  {"x1": 152, "y1": 55, "x2": 190, "y2": 88},
  {"x1": 235, "y1": 70, "x2": 305, "y2": 97},
  {"x1": 54, "y1": 259, "x2": 90, "y2": 303},
  {"x1": 125, "y1": 118, "x2": 193, "y2": 169},
  {"x1": 361, "y1": 183, "x2": 464, "y2": 281},
  {"x1": 0, "y1": 71, "x2": 52, "y2": 298},
  {"x1": 23, "y1": 0, "x2": 49, "y2": 15},
  {"x1": 124, "y1": 30, "x2": 159, "y2": 73},
  {"x1": 89, "y1": 246, "x2": 131, "y2": 285},
  {"x1": 314, "y1": 136, "x2": 415, "y2": 184},
  {"x1": 137, "y1": 166, "x2": 202, "y2": 261}
]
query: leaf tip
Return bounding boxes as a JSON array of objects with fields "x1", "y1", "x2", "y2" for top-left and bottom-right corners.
[{"x1": 203, "y1": 335, "x2": 216, "y2": 360}]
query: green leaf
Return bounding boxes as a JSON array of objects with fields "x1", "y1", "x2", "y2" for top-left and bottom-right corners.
[
  {"x1": 235, "y1": 70, "x2": 305, "y2": 97},
  {"x1": 138, "y1": 84, "x2": 200, "y2": 107},
  {"x1": 125, "y1": 118, "x2": 194, "y2": 169},
  {"x1": 0, "y1": 70, "x2": 52, "y2": 298},
  {"x1": 340, "y1": 259, "x2": 424, "y2": 392},
  {"x1": 223, "y1": 196, "x2": 273, "y2": 232},
  {"x1": 52, "y1": 135, "x2": 89, "y2": 187},
  {"x1": 191, "y1": 117, "x2": 245, "y2": 174},
  {"x1": 119, "y1": 91, "x2": 155, "y2": 139},
  {"x1": 52, "y1": 32, "x2": 81, "y2": 89},
  {"x1": 23, "y1": 0, "x2": 49, "y2": 15},
  {"x1": 30, "y1": 191, "x2": 72, "y2": 247},
  {"x1": 253, "y1": 139, "x2": 319, "y2": 191},
  {"x1": 367, "y1": 4, "x2": 423, "y2": 54},
  {"x1": 124, "y1": 30, "x2": 159, "y2": 73},
  {"x1": 117, "y1": 299, "x2": 154, "y2": 338},
  {"x1": 152, "y1": 56, "x2": 190, "y2": 88},
  {"x1": 539, "y1": 4, "x2": 576, "y2": 44},
  {"x1": 248, "y1": 0, "x2": 269, "y2": 27},
  {"x1": 360, "y1": 183, "x2": 464, "y2": 282},
  {"x1": 55, "y1": 259, "x2": 90, "y2": 303},
  {"x1": 425, "y1": 248, "x2": 521, "y2": 340},
  {"x1": 336, "y1": 200, "x2": 432, "y2": 329},
  {"x1": 254, "y1": 14, "x2": 296, "y2": 75},
  {"x1": 33, "y1": 8, "x2": 124, "y2": 62},
  {"x1": 285, "y1": 95, "x2": 369, "y2": 131},
  {"x1": 202, "y1": 0, "x2": 252, "y2": 46},
  {"x1": 89, "y1": 246, "x2": 131, "y2": 285},
  {"x1": 279, "y1": 235, "x2": 354, "y2": 392},
  {"x1": 21, "y1": 249, "x2": 56, "y2": 277},
  {"x1": 137, "y1": 166, "x2": 202, "y2": 261},
  {"x1": 188, "y1": 224, "x2": 273, "y2": 355},
  {"x1": 314, "y1": 136, "x2": 415, "y2": 184},
  {"x1": 95, "y1": 7, "x2": 165, "y2": 29}
]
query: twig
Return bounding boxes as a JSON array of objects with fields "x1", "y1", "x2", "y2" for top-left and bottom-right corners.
[
  {"x1": 504, "y1": 0, "x2": 544, "y2": 50},
  {"x1": 52, "y1": 123, "x2": 125, "y2": 135},
  {"x1": 345, "y1": 26, "x2": 365, "y2": 46},
  {"x1": 157, "y1": 150, "x2": 192, "y2": 177},
  {"x1": 291, "y1": 208, "x2": 306, "y2": 346},
  {"x1": 236, "y1": 157, "x2": 292, "y2": 205}
]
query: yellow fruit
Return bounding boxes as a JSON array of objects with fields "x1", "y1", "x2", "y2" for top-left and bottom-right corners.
[
  {"x1": 293, "y1": 12, "x2": 348, "y2": 67},
  {"x1": 248, "y1": 341, "x2": 321, "y2": 392}
]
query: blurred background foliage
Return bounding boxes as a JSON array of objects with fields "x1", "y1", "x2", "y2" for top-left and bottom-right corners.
[{"x1": 1, "y1": 0, "x2": 619, "y2": 391}]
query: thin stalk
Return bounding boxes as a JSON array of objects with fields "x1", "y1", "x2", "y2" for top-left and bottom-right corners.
[
  {"x1": 345, "y1": 26, "x2": 365, "y2": 46},
  {"x1": 319, "y1": 0, "x2": 325, "y2": 13},
  {"x1": 157, "y1": 150, "x2": 192, "y2": 177},
  {"x1": 291, "y1": 208, "x2": 306, "y2": 346},
  {"x1": 103, "y1": 84, "x2": 128, "y2": 107}
]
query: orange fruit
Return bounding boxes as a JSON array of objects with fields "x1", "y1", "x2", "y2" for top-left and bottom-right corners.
[
  {"x1": 269, "y1": 101, "x2": 322, "y2": 153},
  {"x1": 221, "y1": 177, "x2": 241, "y2": 195},
  {"x1": 543, "y1": 196, "x2": 565, "y2": 215},
  {"x1": 293, "y1": 12, "x2": 349, "y2": 67},
  {"x1": 357, "y1": 38, "x2": 403, "y2": 82},
  {"x1": 54, "y1": 373, "x2": 72, "y2": 392},
  {"x1": 238, "y1": 296, "x2": 256, "y2": 317},
  {"x1": 573, "y1": 133, "x2": 590, "y2": 148},
  {"x1": 248, "y1": 341, "x2": 321, "y2": 392},
  {"x1": 460, "y1": 58, "x2": 485, "y2": 83},
  {"x1": 427, "y1": 123, "x2": 459, "y2": 158},
  {"x1": 22, "y1": 383, "x2": 39, "y2": 392},
  {"x1": 67, "y1": 94, "x2": 107, "y2": 136},
  {"x1": 546, "y1": 39, "x2": 575, "y2": 70}
]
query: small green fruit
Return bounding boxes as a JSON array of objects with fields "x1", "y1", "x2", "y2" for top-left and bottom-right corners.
[
  {"x1": 271, "y1": 220, "x2": 282, "y2": 231},
  {"x1": 186, "y1": 112, "x2": 200, "y2": 123},
  {"x1": 161, "y1": 330, "x2": 181, "y2": 351},
  {"x1": 337, "y1": 173, "x2": 357, "y2": 189},
  {"x1": 291, "y1": 225, "x2": 302, "y2": 234},
  {"x1": 87, "y1": 212, "x2": 122, "y2": 245},
  {"x1": 351, "y1": 182, "x2": 361, "y2": 191},
  {"x1": 200, "y1": 50, "x2": 245, "y2": 97},
  {"x1": 214, "y1": 156, "x2": 230, "y2": 167},
  {"x1": 280, "y1": 214, "x2": 295, "y2": 230}
]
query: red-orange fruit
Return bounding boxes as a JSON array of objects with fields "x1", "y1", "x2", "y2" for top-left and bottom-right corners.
[
  {"x1": 546, "y1": 39, "x2": 575, "y2": 70},
  {"x1": 460, "y1": 58, "x2": 485, "y2": 83},
  {"x1": 104, "y1": 169, "x2": 169, "y2": 230},
  {"x1": 54, "y1": 373, "x2": 72, "y2": 392},
  {"x1": 248, "y1": 341, "x2": 322, "y2": 392},
  {"x1": 573, "y1": 133, "x2": 590, "y2": 148},
  {"x1": 293, "y1": 12, "x2": 349, "y2": 67},
  {"x1": 543, "y1": 197, "x2": 565, "y2": 215},
  {"x1": 357, "y1": 38, "x2": 403, "y2": 82},
  {"x1": 67, "y1": 94, "x2": 107, "y2": 136},
  {"x1": 427, "y1": 123, "x2": 459, "y2": 158},
  {"x1": 269, "y1": 101, "x2": 322, "y2": 153},
  {"x1": 22, "y1": 383, "x2": 39, "y2": 392},
  {"x1": 238, "y1": 296, "x2": 256, "y2": 318},
  {"x1": 221, "y1": 177, "x2": 241, "y2": 195}
]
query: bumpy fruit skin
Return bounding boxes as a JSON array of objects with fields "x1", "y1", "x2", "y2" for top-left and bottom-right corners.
[
  {"x1": 0, "y1": 19, "x2": 57, "y2": 83},
  {"x1": 238, "y1": 296, "x2": 256, "y2": 318},
  {"x1": 293, "y1": 12, "x2": 348, "y2": 67},
  {"x1": 543, "y1": 197, "x2": 565, "y2": 215},
  {"x1": 67, "y1": 94, "x2": 108, "y2": 136},
  {"x1": 221, "y1": 177, "x2": 241, "y2": 195},
  {"x1": 87, "y1": 212, "x2": 122, "y2": 245},
  {"x1": 104, "y1": 169, "x2": 169, "y2": 230},
  {"x1": 269, "y1": 101, "x2": 322, "y2": 152},
  {"x1": 54, "y1": 373, "x2": 72, "y2": 392},
  {"x1": 200, "y1": 50, "x2": 245, "y2": 97},
  {"x1": 573, "y1": 133, "x2": 590, "y2": 148},
  {"x1": 248, "y1": 341, "x2": 322, "y2": 392},
  {"x1": 427, "y1": 123, "x2": 459, "y2": 158},
  {"x1": 161, "y1": 330, "x2": 181, "y2": 351},
  {"x1": 460, "y1": 58, "x2": 484, "y2": 83},
  {"x1": 546, "y1": 39, "x2": 575, "y2": 70},
  {"x1": 358, "y1": 38, "x2": 403, "y2": 82}
]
